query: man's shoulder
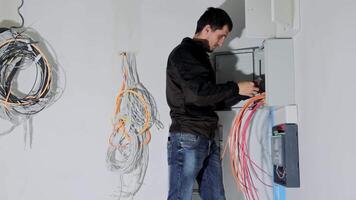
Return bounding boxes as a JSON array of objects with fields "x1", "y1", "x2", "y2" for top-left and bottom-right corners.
[{"x1": 169, "y1": 39, "x2": 195, "y2": 62}]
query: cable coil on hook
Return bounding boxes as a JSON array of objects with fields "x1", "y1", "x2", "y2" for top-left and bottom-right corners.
[
  {"x1": 0, "y1": 0, "x2": 64, "y2": 137},
  {"x1": 106, "y1": 52, "x2": 163, "y2": 199}
]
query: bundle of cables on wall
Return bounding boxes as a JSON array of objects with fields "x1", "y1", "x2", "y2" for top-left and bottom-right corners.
[
  {"x1": 222, "y1": 93, "x2": 272, "y2": 200},
  {"x1": 106, "y1": 52, "x2": 163, "y2": 199},
  {"x1": 0, "y1": 28, "x2": 63, "y2": 138}
]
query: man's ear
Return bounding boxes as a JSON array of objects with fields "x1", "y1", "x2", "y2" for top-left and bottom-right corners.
[{"x1": 202, "y1": 24, "x2": 212, "y2": 34}]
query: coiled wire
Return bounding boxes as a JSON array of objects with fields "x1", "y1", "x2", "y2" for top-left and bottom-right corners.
[
  {"x1": 221, "y1": 94, "x2": 273, "y2": 200},
  {"x1": 0, "y1": 28, "x2": 63, "y2": 138},
  {"x1": 106, "y1": 52, "x2": 163, "y2": 199}
]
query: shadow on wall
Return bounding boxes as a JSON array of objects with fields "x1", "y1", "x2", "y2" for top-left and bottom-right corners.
[
  {"x1": 219, "y1": 0, "x2": 245, "y2": 48},
  {"x1": 211, "y1": 0, "x2": 252, "y2": 82}
]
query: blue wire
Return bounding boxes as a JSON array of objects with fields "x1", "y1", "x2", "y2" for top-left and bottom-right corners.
[{"x1": 269, "y1": 107, "x2": 286, "y2": 200}]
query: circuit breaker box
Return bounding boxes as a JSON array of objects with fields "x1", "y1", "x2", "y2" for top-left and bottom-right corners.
[
  {"x1": 214, "y1": 38, "x2": 295, "y2": 107},
  {"x1": 272, "y1": 123, "x2": 300, "y2": 187},
  {"x1": 214, "y1": 39, "x2": 300, "y2": 200},
  {"x1": 256, "y1": 39, "x2": 295, "y2": 106}
]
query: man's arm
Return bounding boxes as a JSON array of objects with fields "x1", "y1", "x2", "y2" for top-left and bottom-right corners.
[
  {"x1": 172, "y1": 48, "x2": 259, "y2": 107},
  {"x1": 176, "y1": 55, "x2": 239, "y2": 107}
]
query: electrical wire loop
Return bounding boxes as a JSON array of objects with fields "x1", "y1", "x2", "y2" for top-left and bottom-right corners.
[
  {"x1": 222, "y1": 93, "x2": 274, "y2": 200},
  {"x1": 0, "y1": 26, "x2": 63, "y2": 139},
  {"x1": 106, "y1": 52, "x2": 163, "y2": 199}
]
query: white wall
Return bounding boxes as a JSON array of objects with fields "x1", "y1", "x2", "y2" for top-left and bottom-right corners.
[
  {"x1": 0, "y1": 0, "x2": 260, "y2": 200},
  {"x1": 0, "y1": 0, "x2": 121, "y2": 199},
  {"x1": 290, "y1": 0, "x2": 356, "y2": 199},
  {"x1": 7, "y1": 0, "x2": 355, "y2": 199}
]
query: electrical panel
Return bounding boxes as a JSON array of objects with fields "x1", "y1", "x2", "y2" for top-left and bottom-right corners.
[
  {"x1": 214, "y1": 38, "x2": 295, "y2": 107},
  {"x1": 214, "y1": 48, "x2": 257, "y2": 86},
  {"x1": 255, "y1": 38, "x2": 295, "y2": 106},
  {"x1": 272, "y1": 123, "x2": 300, "y2": 187},
  {"x1": 214, "y1": 39, "x2": 300, "y2": 198}
]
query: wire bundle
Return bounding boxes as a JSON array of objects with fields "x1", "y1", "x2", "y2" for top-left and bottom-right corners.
[
  {"x1": 0, "y1": 29, "x2": 61, "y2": 136},
  {"x1": 106, "y1": 52, "x2": 162, "y2": 199},
  {"x1": 222, "y1": 94, "x2": 272, "y2": 200}
]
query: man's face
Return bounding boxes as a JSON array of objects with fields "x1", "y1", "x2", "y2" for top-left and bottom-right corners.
[{"x1": 206, "y1": 25, "x2": 230, "y2": 51}]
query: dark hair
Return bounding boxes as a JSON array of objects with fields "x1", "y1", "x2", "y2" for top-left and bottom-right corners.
[{"x1": 195, "y1": 7, "x2": 233, "y2": 34}]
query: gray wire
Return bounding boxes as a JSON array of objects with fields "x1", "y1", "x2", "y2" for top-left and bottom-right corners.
[
  {"x1": 0, "y1": 29, "x2": 63, "y2": 140},
  {"x1": 107, "y1": 52, "x2": 163, "y2": 199},
  {"x1": 275, "y1": 165, "x2": 286, "y2": 180}
]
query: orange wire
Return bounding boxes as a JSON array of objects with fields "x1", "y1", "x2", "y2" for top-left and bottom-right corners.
[
  {"x1": 0, "y1": 38, "x2": 52, "y2": 106},
  {"x1": 108, "y1": 54, "x2": 153, "y2": 148},
  {"x1": 221, "y1": 94, "x2": 265, "y2": 195}
]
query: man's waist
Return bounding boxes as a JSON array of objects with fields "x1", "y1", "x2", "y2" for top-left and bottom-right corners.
[{"x1": 170, "y1": 119, "x2": 217, "y2": 139}]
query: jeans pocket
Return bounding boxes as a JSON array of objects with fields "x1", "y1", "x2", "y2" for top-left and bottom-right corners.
[{"x1": 179, "y1": 133, "x2": 200, "y2": 149}]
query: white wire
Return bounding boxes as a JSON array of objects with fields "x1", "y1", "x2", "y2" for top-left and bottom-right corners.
[{"x1": 107, "y1": 52, "x2": 162, "y2": 199}]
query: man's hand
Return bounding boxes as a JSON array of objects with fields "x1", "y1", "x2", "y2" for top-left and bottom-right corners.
[{"x1": 237, "y1": 81, "x2": 259, "y2": 97}]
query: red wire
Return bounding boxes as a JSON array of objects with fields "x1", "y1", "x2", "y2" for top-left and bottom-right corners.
[
  {"x1": 239, "y1": 100, "x2": 267, "y2": 200},
  {"x1": 223, "y1": 94, "x2": 272, "y2": 200},
  {"x1": 242, "y1": 101, "x2": 265, "y2": 200}
]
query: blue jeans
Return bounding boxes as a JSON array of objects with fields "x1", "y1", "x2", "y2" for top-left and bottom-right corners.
[{"x1": 167, "y1": 132, "x2": 226, "y2": 200}]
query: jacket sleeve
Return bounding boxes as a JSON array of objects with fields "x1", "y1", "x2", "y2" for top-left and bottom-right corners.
[
  {"x1": 176, "y1": 53, "x2": 240, "y2": 107},
  {"x1": 215, "y1": 94, "x2": 250, "y2": 110}
]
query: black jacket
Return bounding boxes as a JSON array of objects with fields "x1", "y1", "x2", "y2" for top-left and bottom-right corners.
[{"x1": 166, "y1": 37, "x2": 247, "y2": 139}]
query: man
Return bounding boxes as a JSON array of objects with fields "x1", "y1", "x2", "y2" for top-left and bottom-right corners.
[{"x1": 166, "y1": 7, "x2": 259, "y2": 200}]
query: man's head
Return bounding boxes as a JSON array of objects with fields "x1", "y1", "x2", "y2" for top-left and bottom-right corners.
[{"x1": 194, "y1": 7, "x2": 233, "y2": 52}]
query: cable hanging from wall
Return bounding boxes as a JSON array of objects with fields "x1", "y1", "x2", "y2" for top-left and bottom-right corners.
[
  {"x1": 0, "y1": 0, "x2": 65, "y2": 146},
  {"x1": 106, "y1": 52, "x2": 163, "y2": 199},
  {"x1": 222, "y1": 94, "x2": 273, "y2": 200}
]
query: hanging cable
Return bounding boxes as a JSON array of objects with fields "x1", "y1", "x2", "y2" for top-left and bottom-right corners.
[
  {"x1": 221, "y1": 93, "x2": 273, "y2": 200},
  {"x1": 0, "y1": 29, "x2": 59, "y2": 135},
  {"x1": 10, "y1": 0, "x2": 25, "y2": 30},
  {"x1": 0, "y1": 0, "x2": 64, "y2": 141},
  {"x1": 106, "y1": 52, "x2": 163, "y2": 199}
]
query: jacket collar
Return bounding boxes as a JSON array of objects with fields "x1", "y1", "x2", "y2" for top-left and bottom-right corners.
[{"x1": 181, "y1": 37, "x2": 210, "y2": 52}]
